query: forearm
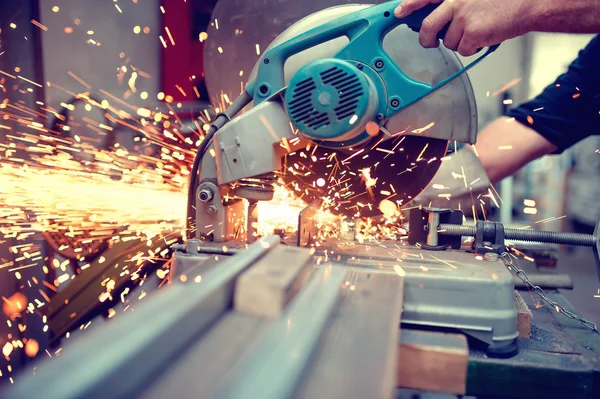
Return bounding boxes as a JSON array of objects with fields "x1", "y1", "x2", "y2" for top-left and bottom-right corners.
[
  {"x1": 469, "y1": 117, "x2": 558, "y2": 183},
  {"x1": 528, "y1": 0, "x2": 600, "y2": 33}
]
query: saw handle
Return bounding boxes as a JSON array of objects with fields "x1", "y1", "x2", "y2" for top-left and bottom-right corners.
[
  {"x1": 401, "y1": 3, "x2": 451, "y2": 42},
  {"x1": 249, "y1": 0, "x2": 499, "y2": 117},
  {"x1": 402, "y1": 4, "x2": 491, "y2": 56}
]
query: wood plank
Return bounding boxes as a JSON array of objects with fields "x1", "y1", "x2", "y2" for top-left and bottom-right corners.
[
  {"x1": 294, "y1": 268, "x2": 404, "y2": 399},
  {"x1": 235, "y1": 245, "x2": 314, "y2": 317},
  {"x1": 515, "y1": 291, "x2": 532, "y2": 339},
  {"x1": 396, "y1": 330, "x2": 468, "y2": 395}
]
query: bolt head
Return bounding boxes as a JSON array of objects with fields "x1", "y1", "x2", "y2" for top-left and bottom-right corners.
[
  {"x1": 206, "y1": 205, "x2": 218, "y2": 215},
  {"x1": 318, "y1": 92, "x2": 332, "y2": 106},
  {"x1": 484, "y1": 252, "x2": 499, "y2": 262}
]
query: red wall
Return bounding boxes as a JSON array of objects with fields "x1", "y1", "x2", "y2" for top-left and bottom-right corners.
[{"x1": 160, "y1": 0, "x2": 205, "y2": 102}]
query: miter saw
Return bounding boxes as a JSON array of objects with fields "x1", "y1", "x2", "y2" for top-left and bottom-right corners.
[
  {"x1": 174, "y1": 0, "x2": 600, "y2": 355},
  {"x1": 189, "y1": 1, "x2": 496, "y2": 241},
  {"x1": 175, "y1": 0, "x2": 531, "y2": 356}
]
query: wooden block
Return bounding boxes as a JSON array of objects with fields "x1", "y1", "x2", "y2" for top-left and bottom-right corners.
[
  {"x1": 235, "y1": 245, "x2": 314, "y2": 317},
  {"x1": 294, "y1": 268, "x2": 404, "y2": 399},
  {"x1": 515, "y1": 291, "x2": 532, "y2": 338},
  {"x1": 397, "y1": 330, "x2": 468, "y2": 395}
]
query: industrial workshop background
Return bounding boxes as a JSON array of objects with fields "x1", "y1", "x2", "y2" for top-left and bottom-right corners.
[{"x1": 0, "y1": 0, "x2": 598, "y2": 395}]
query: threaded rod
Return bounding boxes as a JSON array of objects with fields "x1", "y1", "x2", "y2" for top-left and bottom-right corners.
[{"x1": 438, "y1": 224, "x2": 596, "y2": 247}]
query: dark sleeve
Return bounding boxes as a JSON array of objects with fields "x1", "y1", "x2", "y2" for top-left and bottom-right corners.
[{"x1": 505, "y1": 35, "x2": 600, "y2": 154}]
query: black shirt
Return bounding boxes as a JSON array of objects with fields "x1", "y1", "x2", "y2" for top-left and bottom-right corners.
[{"x1": 506, "y1": 35, "x2": 600, "y2": 153}]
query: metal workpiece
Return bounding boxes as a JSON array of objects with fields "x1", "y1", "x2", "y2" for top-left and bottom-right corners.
[
  {"x1": 143, "y1": 256, "x2": 403, "y2": 398},
  {"x1": 170, "y1": 246, "x2": 211, "y2": 281},
  {"x1": 5, "y1": 236, "x2": 282, "y2": 399},
  {"x1": 216, "y1": 265, "x2": 347, "y2": 399}
]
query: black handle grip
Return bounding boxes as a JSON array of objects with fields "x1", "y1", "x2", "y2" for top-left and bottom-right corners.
[
  {"x1": 402, "y1": 3, "x2": 485, "y2": 53},
  {"x1": 402, "y1": 3, "x2": 449, "y2": 41}
]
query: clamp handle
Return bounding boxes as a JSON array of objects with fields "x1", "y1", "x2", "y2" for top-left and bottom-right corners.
[{"x1": 248, "y1": 0, "x2": 499, "y2": 120}]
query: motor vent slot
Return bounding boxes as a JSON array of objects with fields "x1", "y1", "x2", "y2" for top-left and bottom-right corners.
[
  {"x1": 287, "y1": 77, "x2": 330, "y2": 131},
  {"x1": 284, "y1": 58, "x2": 375, "y2": 146}
]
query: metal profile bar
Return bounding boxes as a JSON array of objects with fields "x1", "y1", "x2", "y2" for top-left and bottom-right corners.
[
  {"x1": 5, "y1": 236, "x2": 281, "y2": 399},
  {"x1": 215, "y1": 264, "x2": 347, "y2": 399},
  {"x1": 294, "y1": 269, "x2": 404, "y2": 398}
]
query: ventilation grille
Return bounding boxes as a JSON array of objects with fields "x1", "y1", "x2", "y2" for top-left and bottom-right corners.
[
  {"x1": 287, "y1": 77, "x2": 330, "y2": 131},
  {"x1": 320, "y1": 66, "x2": 363, "y2": 120}
]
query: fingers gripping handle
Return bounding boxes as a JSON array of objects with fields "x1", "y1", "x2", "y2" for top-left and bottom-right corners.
[
  {"x1": 400, "y1": 2, "x2": 451, "y2": 41},
  {"x1": 394, "y1": 1, "x2": 501, "y2": 95}
]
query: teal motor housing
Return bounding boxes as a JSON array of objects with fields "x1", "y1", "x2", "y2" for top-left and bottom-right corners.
[{"x1": 284, "y1": 59, "x2": 380, "y2": 148}]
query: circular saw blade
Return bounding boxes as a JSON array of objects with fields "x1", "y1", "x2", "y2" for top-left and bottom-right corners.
[
  {"x1": 204, "y1": 1, "x2": 476, "y2": 218},
  {"x1": 282, "y1": 135, "x2": 448, "y2": 218}
]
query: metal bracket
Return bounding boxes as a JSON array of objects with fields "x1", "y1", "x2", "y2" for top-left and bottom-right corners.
[
  {"x1": 474, "y1": 220, "x2": 505, "y2": 254},
  {"x1": 408, "y1": 208, "x2": 463, "y2": 250},
  {"x1": 298, "y1": 200, "x2": 321, "y2": 247}
]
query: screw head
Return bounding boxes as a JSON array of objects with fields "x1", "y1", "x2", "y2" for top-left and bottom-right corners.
[
  {"x1": 390, "y1": 98, "x2": 400, "y2": 108},
  {"x1": 484, "y1": 252, "x2": 499, "y2": 262},
  {"x1": 263, "y1": 58, "x2": 270, "y2": 64},
  {"x1": 206, "y1": 205, "x2": 218, "y2": 215},
  {"x1": 376, "y1": 113, "x2": 384, "y2": 120},
  {"x1": 356, "y1": 62, "x2": 363, "y2": 70}
]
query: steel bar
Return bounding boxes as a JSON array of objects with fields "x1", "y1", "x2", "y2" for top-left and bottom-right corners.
[
  {"x1": 294, "y1": 268, "x2": 404, "y2": 398},
  {"x1": 5, "y1": 236, "x2": 281, "y2": 399},
  {"x1": 216, "y1": 264, "x2": 347, "y2": 399}
]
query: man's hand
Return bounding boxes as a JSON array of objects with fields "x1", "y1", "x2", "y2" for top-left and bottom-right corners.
[{"x1": 394, "y1": 0, "x2": 530, "y2": 56}]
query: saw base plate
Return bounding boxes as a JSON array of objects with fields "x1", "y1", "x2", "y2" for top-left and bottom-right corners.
[{"x1": 172, "y1": 238, "x2": 519, "y2": 356}]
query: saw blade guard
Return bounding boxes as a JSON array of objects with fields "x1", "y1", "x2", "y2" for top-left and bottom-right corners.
[{"x1": 245, "y1": 2, "x2": 497, "y2": 148}]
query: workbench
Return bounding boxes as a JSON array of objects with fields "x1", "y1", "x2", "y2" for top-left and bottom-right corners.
[
  {"x1": 397, "y1": 290, "x2": 600, "y2": 399},
  {"x1": 8, "y1": 237, "x2": 600, "y2": 399}
]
